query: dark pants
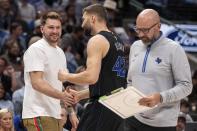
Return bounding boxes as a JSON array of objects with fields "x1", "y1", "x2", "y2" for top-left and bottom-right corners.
[
  {"x1": 118, "y1": 116, "x2": 176, "y2": 131},
  {"x1": 77, "y1": 101, "x2": 123, "y2": 131}
]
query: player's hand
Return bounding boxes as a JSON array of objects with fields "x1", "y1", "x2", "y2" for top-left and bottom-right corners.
[
  {"x1": 61, "y1": 90, "x2": 75, "y2": 107},
  {"x1": 69, "y1": 89, "x2": 81, "y2": 104},
  {"x1": 58, "y1": 69, "x2": 69, "y2": 82},
  {"x1": 138, "y1": 93, "x2": 161, "y2": 107}
]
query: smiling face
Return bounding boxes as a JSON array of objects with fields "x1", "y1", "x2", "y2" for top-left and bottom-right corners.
[
  {"x1": 41, "y1": 18, "x2": 62, "y2": 45},
  {"x1": 40, "y1": 11, "x2": 62, "y2": 46}
]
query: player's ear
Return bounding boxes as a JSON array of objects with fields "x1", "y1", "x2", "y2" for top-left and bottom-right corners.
[
  {"x1": 40, "y1": 26, "x2": 44, "y2": 34},
  {"x1": 91, "y1": 15, "x2": 96, "y2": 23}
]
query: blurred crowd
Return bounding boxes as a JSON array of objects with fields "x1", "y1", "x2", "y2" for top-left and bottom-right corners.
[{"x1": 0, "y1": 0, "x2": 196, "y2": 131}]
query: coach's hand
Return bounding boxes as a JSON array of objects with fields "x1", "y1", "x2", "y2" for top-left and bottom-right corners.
[{"x1": 138, "y1": 93, "x2": 161, "y2": 107}]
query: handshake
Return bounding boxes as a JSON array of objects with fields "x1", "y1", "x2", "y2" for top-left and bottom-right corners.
[
  {"x1": 61, "y1": 88, "x2": 81, "y2": 107},
  {"x1": 58, "y1": 69, "x2": 89, "y2": 107}
]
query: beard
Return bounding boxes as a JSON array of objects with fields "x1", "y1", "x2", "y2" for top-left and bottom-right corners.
[
  {"x1": 83, "y1": 26, "x2": 92, "y2": 37},
  {"x1": 140, "y1": 36, "x2": 156, "y2": 45},
  {"x1": 139, "y1": 36, "x2": 151, "y2": 43},
  {"x1": 43, "y1": 33, "x2": 60, "y2": 44},
  {"x1": 140, "y1": 33, "x2": 159, "y2": 45},
  {"x1": 82, "y1": 20, "x2": 92, "y2": 36}
]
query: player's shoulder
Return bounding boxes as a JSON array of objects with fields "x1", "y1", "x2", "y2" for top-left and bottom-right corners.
[{"x1": 88, "y1": 34, "x2": 109, "y2": 44}]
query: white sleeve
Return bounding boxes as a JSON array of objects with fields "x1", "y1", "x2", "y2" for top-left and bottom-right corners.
[{"x1": 23, "y1": 46, "x2": 46, "y2": 72}]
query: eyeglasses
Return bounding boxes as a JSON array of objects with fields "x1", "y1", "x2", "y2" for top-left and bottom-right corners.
[{"x1": 134, "y1": 23, "x2": 158, "y2": 34}]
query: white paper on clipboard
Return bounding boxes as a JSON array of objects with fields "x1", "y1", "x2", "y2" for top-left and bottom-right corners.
[{"x1": 99, "y1": 86, "x2": 152, "y2": 119}]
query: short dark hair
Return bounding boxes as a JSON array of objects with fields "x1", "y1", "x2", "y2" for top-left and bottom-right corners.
[
  {"x1": 40, "y1": 11, "x2": 62, "y2": 25},
  {"x1": 0, "y1": 56, "x2": 8, "y2": 67},
  {"x1": 83, "y1": 4, "x2": 108, "y2": 22},
  {"x1": 10, "y1": 22, "x2": 22, "y2": 33}
]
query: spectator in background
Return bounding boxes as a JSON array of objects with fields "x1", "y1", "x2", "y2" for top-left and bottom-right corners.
[
  {"x1": 60, "y1": 107, "x2": 69, "y2": 131},
  {"x1": 0, "y1": 108, "x2": 15, "y2": 131},
  {"x1": 27, "y1": 36, "x2": 41, "y2": 47},
  {"x1": 176, "y1": 112, "x2": 186, "y2": 131},
  {"x1": 61, "y1": 26, "x2": 85, "y2": 66},
  {"x1": 17, "y1": 0, "x2": 36, "y2": 28},
  {"x1": 180, "y1": 99, "x2": 193, "y2": 122},
  {"x1": 29, "y1": 0, "x2": 53, "y2": 13},
  {"x1": 64, "y1": 0, "x2": 84, "y2": 25},
  {"x1": 1, "y1": 22, "x2": 26, "y2": 55},
  {"x1": 103, "y1": 0, "x2": 122, "y2": 28},
  {"x1": 0, "y1": 82, "x2": 14, "y2": 112},
  {"x1": 12, "y1": 70, "x2": 24, "y2": 116},
  {"x1": 0, "y1": 57, "x2": 17, "y2": 97},
  {"x1": 0, "y1": 0, "x2": 19, "y2": 55},
  {"x1": 0, "y1": 0, "x2": 16, "y2": 31},
  {"x1": 60, "y1": 102, "x2": 80, "y2": 131},
  {"x1": 188, "y1": 70, "x2": 197, "y2": 116},
  {"x1": 63, "y1": 45, "x2": 79, "y2": 73},
  {"x1": 52, "y1": 0, "x2": 72, "y2": 12},
  {"x1": 12, "y1": 85, "x2": 24, "y2": 114},
  {"x1": 188, "y1": 70, "x2": 197, "y2": 102},
  {"x1": 126, "y1": 24, "x2": 138, "y2": 45},
  {"x1": 0, "y1": 30, "x2": 9, "y2": 55},
  {"x1": 12, "y1": 70, "x2": 27, "y2": 131},
  {"x1": 27, "y1": 19, "x2": 42, "y2": 47},
  {"x1": 2, "y1": 41, "x2": 23, "y2": 72},
  {"x1": 32, "y1": 19, "x2": 42, "y2": 37},
  {"x1": 12, "y1": 86, "x2": 26, "y2": 131},
  {"x1": 64, "y1": 4, "x2": 78, "y2": 33}
]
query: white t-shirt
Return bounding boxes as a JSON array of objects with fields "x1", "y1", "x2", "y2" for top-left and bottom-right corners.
[{"x1": 22, "y1": 38, "x2": 67, "y2": 119}]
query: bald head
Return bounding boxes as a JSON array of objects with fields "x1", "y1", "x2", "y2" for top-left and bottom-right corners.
[
  {"x1": 137, "y1": 9, "x2": 160, "y2": 26},
  {"x1": 135, "y1": 9, "x2": 161, "y2": 44}
]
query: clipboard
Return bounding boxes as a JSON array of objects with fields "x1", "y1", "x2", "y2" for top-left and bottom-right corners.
[{"x1": 99, "y1": 86, "x2": 152, "y2": 119}]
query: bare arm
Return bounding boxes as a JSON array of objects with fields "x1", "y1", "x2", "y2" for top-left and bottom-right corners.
[
  {"x1": 58, "y1": 35, "x2": 109, "y2": 85},
  {"x1": 78, "y1": 89, "x2": 90, "y2": 100},
  {"x1": 30, "y1": 71, "x2": 74, "y2": 104},
  {"x1": 69, "y1": 88, "x2": 90, "y2": 102}
]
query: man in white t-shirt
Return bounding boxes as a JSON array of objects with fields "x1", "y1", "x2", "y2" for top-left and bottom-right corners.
[{"x1": 22, "y1": 11, "x2": 77, "y2": 131}]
